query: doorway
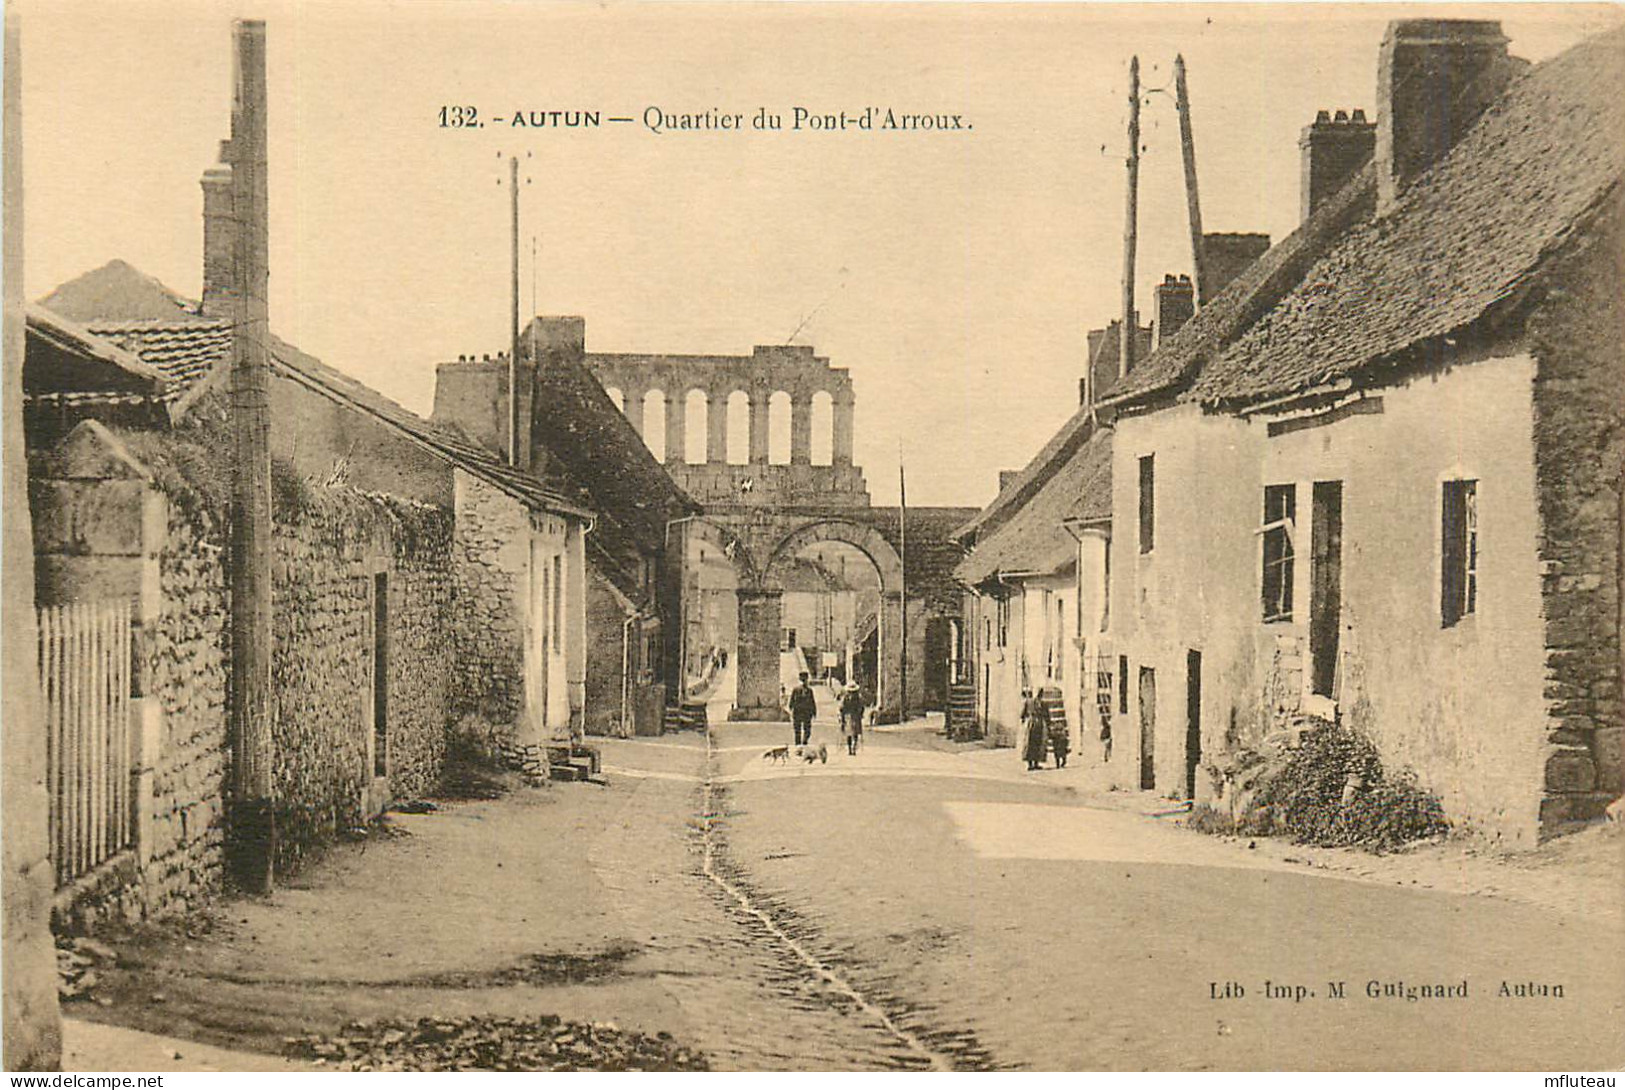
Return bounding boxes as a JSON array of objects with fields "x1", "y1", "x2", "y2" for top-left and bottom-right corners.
[
  {"x1": 1310, "y1": 481, "x2": 1344, "y2": 698},
  {"x1": 1138, "y1": 666, "x2": 1156, "y2": 790},
  {"x1": 1185, "y1": 650, "x2": 1202, "y2": 800}
]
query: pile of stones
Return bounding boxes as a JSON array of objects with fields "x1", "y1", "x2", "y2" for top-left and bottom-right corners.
[{"x1": 285, "y1": 1015, "x2": 708, "y2": 1072}]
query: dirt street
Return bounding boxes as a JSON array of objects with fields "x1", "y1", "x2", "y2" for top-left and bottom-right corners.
[{"x1": 64, "y1": 715, "x2": 1625, "y2": 1071}]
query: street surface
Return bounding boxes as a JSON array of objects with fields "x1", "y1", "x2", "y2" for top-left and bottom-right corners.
[{"x1": 65, "y1": 707, "x2": 1625, "y2": 1071}]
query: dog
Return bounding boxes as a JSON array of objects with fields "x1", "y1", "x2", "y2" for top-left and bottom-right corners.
[
  {"x1": 796, "y1": 744, "x2": 829, "y2": 765},
  {"x1": 762, "y1": 746, "x2": 790, "y2": 764}
]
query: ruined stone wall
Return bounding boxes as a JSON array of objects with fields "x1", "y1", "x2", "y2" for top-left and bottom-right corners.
[{"x1": 1529, "y1": 195, "x2": 1625, "y2": 830}]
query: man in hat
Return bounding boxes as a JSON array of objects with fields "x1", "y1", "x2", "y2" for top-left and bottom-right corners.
[{"x1": 788, "y1": 671, "x2": 817, "y2": 746}]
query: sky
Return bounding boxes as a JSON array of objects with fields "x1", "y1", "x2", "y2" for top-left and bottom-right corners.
[{"x1": 16, "y1": 1, "x2": 1621, "y2": 507}]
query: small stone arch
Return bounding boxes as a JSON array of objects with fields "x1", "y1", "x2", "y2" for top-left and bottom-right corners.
[
  {"x1": 684, "y1": 516, "x2": 762, "y2": 589},
  {"x1": 762, "y1": 518, "x2": 903, "y2": 595}
]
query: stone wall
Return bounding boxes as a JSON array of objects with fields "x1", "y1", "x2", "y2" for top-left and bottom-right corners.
[
  {"x1": 450, "y1": 470, "x2": 528, "y2": 728},
  {"x1": 1529, "y1": 193, "x2": 1625, "y2": 829},
  {"x1": 141, "y1": 508, "x2": 229, "y2": 918},
  {"x1": 585, "y1": 566, "x2": 633, "y2": 737},
  {"x1": 270, "y1": 496, "x2": 454, "y2": 874}
]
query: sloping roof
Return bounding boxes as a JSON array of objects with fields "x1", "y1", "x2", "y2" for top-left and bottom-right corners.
[
  {"x1": 35, "y1": 261, "x2": 584, "y2": 517},
  {"x1": 955, "y1": 429, "x2": 1111, "y2": 587},
  {"x1": 268, "y1": 336, "x2": 588, "y2": 517},
  {"x1": 953, "y1": 167, "x2": 1368, "y2": 546},
  {"x1": 1189, "y1": 26, "x2": 1625, "y2": 407},
  {"x1": 24, "y1": 304, "x2": 167, "y2": 396},
  {"x1": 528, "y1": 330, "x2": 700, "y2": 554},
  {"x1": 37, "y1": 258, "x2": 199, "y2": 324}
]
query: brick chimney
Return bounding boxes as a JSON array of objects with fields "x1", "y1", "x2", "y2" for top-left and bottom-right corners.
[
  {"x1": 200, "y1": 151, "x2": 235, "y2": 316},
  {"x1": 1375, "y1": 19, "x2": 1526, "y2": 215},
  {"x1": 1300, "y1": 108, "x2": 1375, "y2": 223},
  {"x1": 1153, "y1": 274, "x2": 1194, "y2": 349},
  {"x1": 1200, "y1": 233, "x2": 1270, "y2": 305}
]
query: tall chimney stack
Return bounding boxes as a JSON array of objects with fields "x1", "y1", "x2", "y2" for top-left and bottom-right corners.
[
  {"x1": 1300, "y1": 108, "x2": 1375, "y2": 223},
  {"x1": 200, "y1": 159, "x2": 235, "y2": 315},
  {"x1": 1153, "y1": 274, "x2": 1194, "y2": 349},
  {"x1": 1375, "y1": 20, "x2": 1524, "y2": 214}
]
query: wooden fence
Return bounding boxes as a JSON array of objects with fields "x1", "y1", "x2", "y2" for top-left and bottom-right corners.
[{"x1": 37, "y1": 600, "x2": 134, "y2": 887}]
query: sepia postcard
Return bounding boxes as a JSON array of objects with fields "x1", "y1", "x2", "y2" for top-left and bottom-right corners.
[{"x1": 3, "y1": 0, "x2": 1623, "y2": 1076}]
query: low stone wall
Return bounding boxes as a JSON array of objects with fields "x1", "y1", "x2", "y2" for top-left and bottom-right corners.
[{"x1": 33, "y1": 419, "x2": 460, "y2": 922}]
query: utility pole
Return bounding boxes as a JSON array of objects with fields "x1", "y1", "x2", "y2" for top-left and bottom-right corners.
[
  {"x1": 1120, "y1": 55, "x2": 1140, "y2": 381},
  {"x1": 898, "y1": 443, "x2": 908, "y2": 723},
  {"x1": 1174, "y1": 54, "x2": 1207, "y2": 311},
  {"x1": 508, "y1": 154, "x2": 520, "y2": 466},
  {"x1": 228, "y1": 18, "x2": 275, "y2": 894}
]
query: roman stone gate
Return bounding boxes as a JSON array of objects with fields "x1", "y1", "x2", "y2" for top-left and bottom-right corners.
[{"x1": 586, "y1": 343, "x2": 969, "y2": 722}]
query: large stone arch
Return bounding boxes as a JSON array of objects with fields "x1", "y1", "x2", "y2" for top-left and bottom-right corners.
[
  {"x1": 761, "y1": 518, "x2": 902, "y2": 594},
  {"x1": 731, "y1": 518, "x2": 907, "y2": 722}
]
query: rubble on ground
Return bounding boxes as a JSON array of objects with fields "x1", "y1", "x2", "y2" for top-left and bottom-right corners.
[{"x1": 284, "y1": 1015, "x2": 708, "y2": 1071}]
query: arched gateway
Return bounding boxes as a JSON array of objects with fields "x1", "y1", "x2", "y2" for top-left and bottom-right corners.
[{"x1": 590, "y1": 338, "x2": 974, "y2": 723}]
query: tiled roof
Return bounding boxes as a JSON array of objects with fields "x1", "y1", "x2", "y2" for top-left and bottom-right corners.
[
  {"x1": 955, "y1": 430, "x2": 1111, "y2": 587},
  {"x1": 35, "y1": 261, "x2": 584, "y2": 517},
  {"x1": 1188, "y1": 27, "x2": 1625, "y2": 407},
  {"x1": 86, "y1": 319, "x2": 232, "y2": 402}
]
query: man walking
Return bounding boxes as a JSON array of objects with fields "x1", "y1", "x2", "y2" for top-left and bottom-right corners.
[{"x1": 789, "y1": 671, "x2": 817, "y2": 746}]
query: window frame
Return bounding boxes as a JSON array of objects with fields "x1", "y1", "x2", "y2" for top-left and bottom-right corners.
[
  {"x1": 1260, "y1": 483, "x2": 1297, "y2": 624},
  {"x1": 1441, "y1": 478, "x2": 1479, "y2": 628}
]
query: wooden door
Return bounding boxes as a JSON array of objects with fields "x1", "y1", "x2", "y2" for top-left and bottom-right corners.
[
  {"x1": 1138, "y1": 666, "x2": 1156, "y2": 790},
  {"x1": 1185, "y1": 650, "x2": 1202, "y2": 800},
  {"x1": 1310, "y1": 481, "x2": 1343, "y2": 698}
]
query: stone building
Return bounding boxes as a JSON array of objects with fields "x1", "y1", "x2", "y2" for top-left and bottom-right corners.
[
  {"x1": 22, "y1": 195, "x2": 594, "y2": 918},
  {"x1": 432, "y1": 317, "x2": 701, "y2": 739},
  {"x1": 955, "y1": 19, "x2": 1625, "y2": 845}
]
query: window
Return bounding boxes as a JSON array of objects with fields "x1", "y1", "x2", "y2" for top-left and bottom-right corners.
[
  {"x1": 996, "y1": 596, "x2": 1010, "y2": 648},
  {"x1": 1138, "y1": 455, "x2": 1156, "y2": 554},
  {"x1": 1261, "y1": 484, "x2": 1296, "y2": 622},
  {"x1": 1442, "y1": 479, "x2": 1479, "y2": 627},
  {"x1": 782, "y1": 627, "x2": 797, "y2": 651},
  {"x1": 1118, "y1": 655, "x2": 1129, "y2": 715}
]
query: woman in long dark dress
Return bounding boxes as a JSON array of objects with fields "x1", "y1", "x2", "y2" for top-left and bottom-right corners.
[
  {"x1": 839, "y1": 681, "x2": 866, "y2": 756},
  {"x1": 1019, "y1": 688, "x2": 1048, "y2": 771}
]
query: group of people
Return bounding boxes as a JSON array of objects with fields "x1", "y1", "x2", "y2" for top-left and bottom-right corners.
[
  {"x1": 1019, "y1": 687, "x2": 1071, "y2": 771},
  {"x1": 787, "y1": 671, "x2": 867, "y2": 756}
]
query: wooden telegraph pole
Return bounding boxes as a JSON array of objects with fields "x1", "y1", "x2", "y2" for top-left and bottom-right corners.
[
  {"x1": 1174, "y1": 54, "x2": 1207, "y2": 310},
  {"x1": 228, "y1": 19, "x2": 275, "y2": 893},
  {"x1": 509, "y1": 155, "x2": 520, "y2": 466},
  {"x1": 1120, "y1": 56, "x2": 1141, "y2": 380},
  {"x1": 898, "y1": 444, "x2": 908, "y2": 723}
]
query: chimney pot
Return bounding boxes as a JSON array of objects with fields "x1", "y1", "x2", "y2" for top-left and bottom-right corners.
[
  {"x1": 1153, "y1": 274, "x2": 1196, "y2": 350},
  {"x1": 1299, "y1": 106, "x2": 1376, "y2": 223}
]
